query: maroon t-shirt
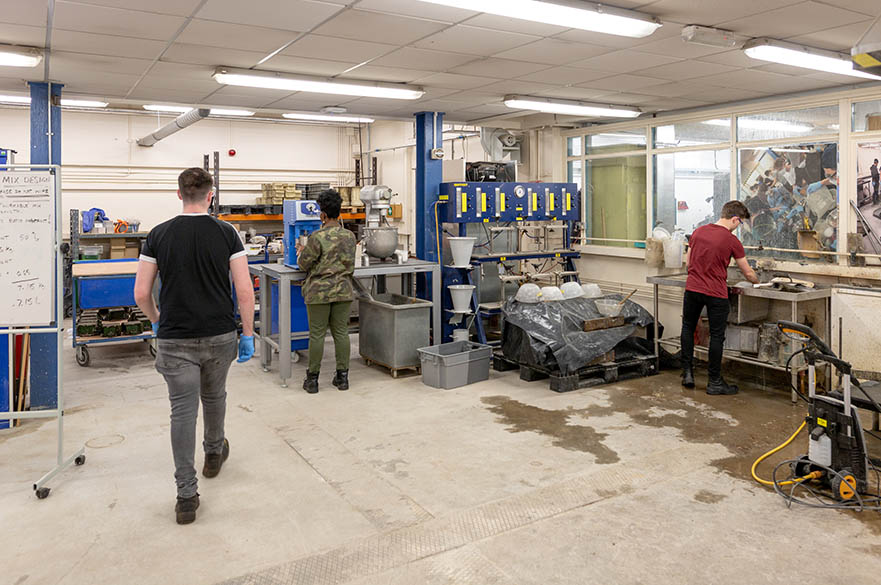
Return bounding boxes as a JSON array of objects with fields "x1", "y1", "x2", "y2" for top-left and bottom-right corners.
[{"x1": 685, "y1": 224, "x2": 745, "y2": 299}]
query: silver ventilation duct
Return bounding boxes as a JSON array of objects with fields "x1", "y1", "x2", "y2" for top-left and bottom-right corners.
[{"x1": 137, "y1": 108, "x2": 210, "y2": 147}]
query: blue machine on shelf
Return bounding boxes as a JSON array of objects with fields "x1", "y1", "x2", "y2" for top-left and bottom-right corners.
[{"x1": 283, "y1": 199, "x2": 322, "y2": 268}]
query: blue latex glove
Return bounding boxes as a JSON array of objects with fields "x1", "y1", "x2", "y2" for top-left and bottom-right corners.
[
  {"x1": 237, "y1": 335, "x2": 254, "y2": 363},
  {"x1": 151, "y1": 322, "x2": 159, "y2": 336}
]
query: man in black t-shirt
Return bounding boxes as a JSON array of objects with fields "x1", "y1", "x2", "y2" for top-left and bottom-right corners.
[{"x1": 134, "y1": 167, "x2": 255, "y2": 525}]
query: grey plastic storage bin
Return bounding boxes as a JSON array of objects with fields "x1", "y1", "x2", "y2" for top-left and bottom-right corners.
[{"x1": 417, "y1": 341, "x2": 492, "y2": 389}]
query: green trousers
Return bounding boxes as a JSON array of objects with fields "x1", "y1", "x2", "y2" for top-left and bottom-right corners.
[{"x1": 306, "y1": 301, "x2": 351, "y2": 374}]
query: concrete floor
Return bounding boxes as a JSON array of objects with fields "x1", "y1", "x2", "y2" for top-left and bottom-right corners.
[{"x1": 3, "y1": 335, "x2": 881, "y2": 585}]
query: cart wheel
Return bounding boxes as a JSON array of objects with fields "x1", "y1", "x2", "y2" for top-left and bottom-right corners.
[
  {"x1": 291, "y1": 351, "x2": 301, "y2": 364},
  {"x1": 149, "y1": 344, "x2": 157, "y2": 358},
  {"x1": 75, "y1": 346, "x2": 90, "y2": 367},
  {"x1": 832, "y1": 469, "x2": 857, "y2": 501},
  {"x1": 35, "y1": 487, "x2": 50, "y2": 499},
  {"x1": 75, "y1": 455, "x2": 86, "y2": 466},
  {"x1": 392, "y1": 370, "x2": 399, "y2": 379}
]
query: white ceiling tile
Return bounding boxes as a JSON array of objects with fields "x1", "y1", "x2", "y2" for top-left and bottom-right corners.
[
  {"x1": 356, "y1": 0, "x2": 477, "y2": 22},
  {"x1": 459, "y1": 103, "x2": 511, "y2": 115},
  {"x1": 492, "y1": 38, "x2": 611, "y2": 66},
  {"x1": 696, "y1": 50, "x2": 762, "y2": 69},
  {"x1": 633, "y1": 80, "x2": 712, "y2": 97},
  {"x1": 697, "y1": 68, "x2": 842, "y2": 93},
  {"x1": 68, "y1": 0, "x2": 204, "y2": 17},
  {"x1": 0, "y1": 22, "x2": 47, "y2": 46},
  {"x1": 630, "y1": 59, "x2": 739, "y2": 81},
  {"x1": 339, "y1": 64, "x2": 434, "y2": 83},
  {"x1": 645, "y1": 97, "x2": 713, "y2": 111},
  {"x1": 570, "y1": 49, "x2": 683, "y2": 73},
  {"x1": 411, "y1": 72, "x2": 499, "y2": 89},
  {"x1": 449, "y1": 58, "x2": 550, "y2": 78},
  {"x1": 337, "y1": 97, "x2": 414, "y2": 114},
  {"x1": 53, "y1": 2, "x2": 187, "y2": 41},
  {"x1": 48, "y1": 65, "x2": 142, "y2": 90},
  {"x1": 577, "y1": 73, "x2": 671, "y2": 92},
  {"x1": 461, "y1": 13, "x2": 569, "y2": 37},
  {"x1": 786, "y1": 21, "x2": 874, "y2": 52},
  {"x1": 631, "y1": 35, "x2": 730, "y2": 59},
  {"x1": 51, "y1": 30, "x2": 166, "y2": 60},
  {"x1": 126, "y1": 86, "x2": 212, "y2": 102},
  {"x1": 418, "y1": 87, "x2": 463, "y2": 100},
  {"x1": 531, "y1": 86, "x2": 611, "y2": 100},
  {"x1": 717, "y1": 1, "x2": 869, "y2": 38},
  {"x1": 820, "y1": 0, "x2": 881, "y2": 14},
  {"x1": 0, "y1": 1, "x2": 47, "y2": 27},
  {"x1": 177, "y1": 19, "x2": 299, "y2": 52},
  {"x1": 140, "y1": 61, "x2": 218, "y2": 85},
  {"x1": 441, "y1": 90, "x2": 505, "y2": 102},
  {"x1": 49, "y1": 51, "x2": 153, "y2": 77},
  {"x1": 753, "y1": 63, "x2": 818, "y2": 77},
  {"x1": 515, "y1": 66, "x2": 612, "y2": 85},
  {"x1": 197, "y1": 0, "x2": 342, "y2": 31},
  {"x1": 413, "y1": 25, "x2": 540, "y2": 57},
  {"x1": 315, "y1": 10, "x2": 448, "y2": 45},
  {"x1": 0, "y1": 76, "x2": 29, "y2": 92},
  {"x1": 638, "y1": 0, "x2": 804, "y2": 27},
  {"x1": 161, "y1": 44, "x2": 266, "y2": 68},
  {"x1": 282, "y1": 35, "x2": 397, "y2": 63},
  {"x1": 477, "y1": 80, "x2": 559, "y2": 96},
  {"x1": 590, "y1": 92, "x2": 659, "y2": 106},
  {"x1": 59, "y1": 82, "x2": 132, "y2": 98},
  {"x1": 256, "y1": 54, "x2": 358, "y2": 76},
  {"x1": 683, "y1": 86, "x2": 773, "y2": 102},
  {"x1": 204, "y1": 86, "x2": 292, "y2": 108},
  {"x1": 263, "y1": 93, "x2": 361, "y2": 109},
  {"x1": 552, "y1": 20, "x2": 684, "y2": 49},
  {"x1": 371, "y1": 47, "x2": 476, "y2": 71}
]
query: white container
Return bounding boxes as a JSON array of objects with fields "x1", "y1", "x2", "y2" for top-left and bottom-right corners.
[
  {"x1": 663, "y1": 238, "x2": 683, "y2": 268},
  {"x1": 595, "y1": 299, "x2": 622, "y2": 317},
  {"x1": 515, "y1": 283, "x2": 541, "y2": 303},
  {"x1": 560, "y1": 282, "x2": 584, "y2": 299},
  {"x1": 582, "y1": 283, "x2": 602, "y2": 298},
  {"x1": 451, "y1": 329, "x2": 470, "y2": 342},
  {"x1": 540, "y1": 286, "x2": 563, "y2": 301},
  {"x1": 448, "y1": 284, "x2": 475, "y2": 312},
  {"x1": 809, "y1": 432, "x2": 832, "y2": 467},
  {"x1": 448, "y1": 237, "x2": 476, "y2": 267}
]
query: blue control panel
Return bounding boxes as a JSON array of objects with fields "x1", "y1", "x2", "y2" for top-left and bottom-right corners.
[
  {"x1": 284, "y1": 199, "x2": 321, "y2": 222},
  {"x1": 438, "y1": 182, "x2": 579, "y2": 223},
  {"x1": 283, "y1": 199, "x2": 322, "y2": 267}
]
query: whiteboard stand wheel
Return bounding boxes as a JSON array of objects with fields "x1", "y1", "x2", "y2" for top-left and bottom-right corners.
[
  {"x1": 75, "y1": 346, "x2": 90, "y2": 367},
  {"x1": 75, "y1": 455, "x2": 86, "y2": 466},
  {"x1": 35, "y1": 487, "x2": 50, "y2": 499}
]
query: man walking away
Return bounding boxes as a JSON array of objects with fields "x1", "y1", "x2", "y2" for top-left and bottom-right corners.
[
  {"x1": 871, "y1": 158, "x2": 879, "y2": 204},
  {"x1": 295, "y1": 189, "x2": 356, "y2": 394},
  {"x1": 134, "y1": 167, "x2": 255, "y2": 524},
  {"x1": 680, "y1": 201, "x2": 760, "y2": 395}
]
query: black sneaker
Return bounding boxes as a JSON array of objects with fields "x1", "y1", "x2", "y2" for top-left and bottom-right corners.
[
  {"x1": 175, "y1": 494, "x2": 200, "y2": 525},
  {"x1": 707, "y1": 378, "x2": 739, "y2": 395},
  {"x1": 332, "y1": 369, "x2": 349, "y2": 391},
  {"x1": 681, "y1": 367, "x2": 695, "y2": 389},
  {"x1": 203, "y1": 438, "x2": 229, "y2": 478},
  {"x1": 303, "y1": 372, "x2": 319, "y2": 394}
]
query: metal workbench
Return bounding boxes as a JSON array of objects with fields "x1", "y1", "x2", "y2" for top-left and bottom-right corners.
[
  {"x1": 250, "y1": 260, "x2": 441, "y2": 386},
  {"x1": 647, "y1": 273, "x2": 832, "y2": 402}
]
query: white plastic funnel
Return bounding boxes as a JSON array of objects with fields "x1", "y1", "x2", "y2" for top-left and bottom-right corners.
[
  {"x1": 448, "y1": 237, "x2": 476, "y2": 267},
  {"x1": 448, "y1": 284, "x2": 475, "y2": 312}
]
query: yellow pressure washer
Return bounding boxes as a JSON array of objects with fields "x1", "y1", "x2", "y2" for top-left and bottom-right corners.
[{"x1": 752, "y1": 321, "x2": 881, "y2": 510}]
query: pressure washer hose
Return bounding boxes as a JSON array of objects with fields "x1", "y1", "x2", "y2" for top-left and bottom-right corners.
[{"x1": 751, "y1": 421, "x2": 821, "y2": 486}]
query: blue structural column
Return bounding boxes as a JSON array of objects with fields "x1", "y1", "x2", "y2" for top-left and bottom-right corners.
[
  {"x1": 28, "y1": 81, "x2": 63, "y2": 409},
  {"x1": 414, "y1": 111, "x2": 444, "y2": 299}
]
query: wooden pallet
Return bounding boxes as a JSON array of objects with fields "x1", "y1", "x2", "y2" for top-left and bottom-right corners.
[
  {"x1": 492, "y1": 352, "x2": 656, "y2": 393},
  {"x1": 362, "y1": 355, "x2": 420, "y2": 379}
]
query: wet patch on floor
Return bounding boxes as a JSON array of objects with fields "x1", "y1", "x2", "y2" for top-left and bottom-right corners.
[
  {"x1": 481, "y1": 396, "x2": 619, "y2": 464},
  {"x1": 694, "y1": 490, "x2": 727, "y2": 504}
]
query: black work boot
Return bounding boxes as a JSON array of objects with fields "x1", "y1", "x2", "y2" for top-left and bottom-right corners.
[
  {"x1": 203, "y1": 438, "x2": 229, "y2": 478},
  {"x1": 303, "y1": 371, "x2": 319, "y2": 394},
  {"x1": 707, "y1": 377, "x2": 739, "y2": 395},
  {"x1": 681, "y1": 365, "x2": 695, "y2": 389},
  {"x1": 332, "y1": 369, "x2": 349, "y2": 391},
  {"x1": 175, "y1": 494, "x2": 200, "y2": 525}
]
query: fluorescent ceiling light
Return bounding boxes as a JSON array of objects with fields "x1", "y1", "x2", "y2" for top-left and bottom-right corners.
[
  {"x1": 744, "y1": 39, "x2": 881, "y2": 80},
  {"x1": 282, "y1": 113, "x2": 374, "y2": 123},
  {"x1": 413, "y1": 0, "x2": 660, "y2": 38},
  {"x1": 0, "y1": 45, "x2": 42, "y2": 68},
  {"x1": 60, "y1": 99, "x2": 107, "y2": 108},
  {"x1": 504, "y1": 96, "x2": 641, "y2": 118},
  {"x1": 209, "y1": 108, "x2": 254, "y2": 116},
  {"x1": 703, "y1": 118, "x2": 813, "y2": 133},
  {"x1": 213, "y1": 67, "x2": 424, "y2": 100},
  {"x1": 143, "y1": 104, "x2": 193, "y2": 113},
  {"x1": 0, "y1": 94, "x2": 31, "y2": 104}
]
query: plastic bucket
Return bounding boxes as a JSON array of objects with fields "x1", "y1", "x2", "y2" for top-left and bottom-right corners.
[
  {"x1": 451, "y1": 329, "x2": 470, "y2": 342},
  {"x1": 663, "y1": 238, "x2": 683, "y2": 268},
  {"x1": 448, "y1": 237, "x2": 476, "y2": 267},
  {"x1": 448, "y1": 284, "x2": 475, "y2": 312}
]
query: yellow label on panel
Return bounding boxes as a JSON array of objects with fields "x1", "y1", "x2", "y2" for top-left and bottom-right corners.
[
  {"x1": 516, "y1": 207, "x2": 523, "y2": 211},
  {"x1": 555, "y1": 253, "x2": 561, "y2": 257},
  {"x1": 500, "y1": 194, "x2": 506, "y2": 212},
  {"x1": 481, "y1": 192, "x2": 487, "y2": 212},
  {"x1": 566, "y1": 192, "x2": 571, "y2": 211},
  {"x1": 549, "y1": 196, "x2": 555, "y2": 212},
  {"x1": 500, "y1": 256, "x2": 506, "y2": 261},
  {"x1": 532, "y1": 192, "x2": 537, "y2": 210},
  {"x1": 461, "y1": 192, "x2": 467, "y2": 213},
  {"x1": 516, "y1": 217, "x2": 523, "y2": 221},
  {"x1": 818, "y1": 418, "x2": 828, "y2": 428},
  {"x1": 439, "y1": 195, "x2": 449, "y2": 201},
  {"x1": 453, "y1": 183, "x2": 468, "y2": 187},
  {"x1": 483, "y1": 218, "x2": 489, "y2": 223}
]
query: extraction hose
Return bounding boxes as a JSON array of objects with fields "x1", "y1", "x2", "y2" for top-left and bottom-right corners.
[{"x1": 751, "y1": 421, "x2": 822, "y2": 486}]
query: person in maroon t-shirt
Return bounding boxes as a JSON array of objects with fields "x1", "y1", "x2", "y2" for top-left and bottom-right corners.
[{"x1": 681, "y1": 201, "x2": 760, "y2": 395}]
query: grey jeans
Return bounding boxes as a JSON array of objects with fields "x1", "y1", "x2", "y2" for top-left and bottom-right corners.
[{"x1": 155, "y1": 331, "x2": 237, "y2": 498}]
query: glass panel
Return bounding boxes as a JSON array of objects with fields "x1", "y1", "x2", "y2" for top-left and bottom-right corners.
[
  {"x1": 567, "y1": 136, "x2": 583, "y2": 156},
  {"x1": 653, "y1": 119, "x2": 731, "y2": 148},
  {"x1": 567, "y1": 159, "x2": 583, "y2": 187},
  {"x1": 737, "y1": 143, "x2": 838, "y2": 256},
  {"x1": 654, "y1": 150, "x2": 730, "y2": 233},
  {"x1": 856, "y1": 141, "x2": 881, "y2": 255},
  {"x1": 737, "y1": 105, "x2": 838, "y2": 142},
  {"x1": 586, "y1": 128, "x2": 646, "y2": 154},
  {"x1": 852, "y1": 99, "x2": 881, "y2": 132},
  {"x1": 585, "y1": 155, "x2": 646, "y2": 247}
]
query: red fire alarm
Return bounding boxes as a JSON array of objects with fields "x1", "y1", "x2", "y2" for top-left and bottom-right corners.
[{"x1": 228, "y1": 149, "x2": 236, "y2": 156}]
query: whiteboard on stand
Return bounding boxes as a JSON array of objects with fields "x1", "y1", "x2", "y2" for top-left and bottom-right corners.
[{"x1": 0, "y1": 171, "x2": 56, "y2": 326}]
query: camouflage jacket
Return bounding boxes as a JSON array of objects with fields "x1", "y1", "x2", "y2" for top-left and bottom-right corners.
[{"x1": 298, "y1": 224, "x2": 356, "y2": 304}]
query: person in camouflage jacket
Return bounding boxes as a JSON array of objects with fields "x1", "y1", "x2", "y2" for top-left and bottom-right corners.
[{"x1": 295, "y1": 189, "x2": 356, "y2": 394}]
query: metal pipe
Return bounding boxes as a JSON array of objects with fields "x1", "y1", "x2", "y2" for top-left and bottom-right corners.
[{"x1": 137, "y1": 108, "x2": 209, "y2": 147}]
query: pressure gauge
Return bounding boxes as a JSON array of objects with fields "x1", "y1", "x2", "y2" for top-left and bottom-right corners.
[{"x1": 514, "y1": 185, "x2": 526, "y2": 198}]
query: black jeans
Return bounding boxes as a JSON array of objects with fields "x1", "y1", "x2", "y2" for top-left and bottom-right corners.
[{"x1": 680, "y1": 290, "x2": 730, "y2": 381}]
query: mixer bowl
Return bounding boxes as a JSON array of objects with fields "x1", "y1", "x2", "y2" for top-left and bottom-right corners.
[{"x1": 364, "y1": 227, "x2": 398, "y2": 258}]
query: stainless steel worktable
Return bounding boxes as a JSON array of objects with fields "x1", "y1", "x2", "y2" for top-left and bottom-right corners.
[
  {"x1": 647, "y1": 273, "x2": 832, "y2": 401},
  {"x1": 250, "y1": 260, "x2": 442, "y2": 386}
]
